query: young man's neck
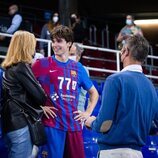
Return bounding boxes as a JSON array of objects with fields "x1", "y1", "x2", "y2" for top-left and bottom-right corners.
[{"x1": 55, "y1": 54, "x2": 69, "y2": 63}]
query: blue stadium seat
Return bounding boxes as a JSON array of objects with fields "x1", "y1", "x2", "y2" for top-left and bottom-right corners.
[
  {"x1": 83, "y1": 80, "x2": 101, "y2": 158},
  {"x1": 0, "y1": 123, "x2": 8, "y2": 157},
  {"x1": 97, "y1": 81, "x2": 104, "y2": 96},
  {"x1": 85, "y1": 79, "x2": 102, "y2": 116},
  {"x1": 142, "y1": 136, "x2": 158, "y2": 158},
  {"x1": 92, "y1": 80, "x2": 99, "y2": 92},
  {"x1": 155, "y1": 88, "x2": 158, "y2": 96},
  {"x1": 83, "y1": 126, "x2": 100, "y2": 158},
  {"x1": 84, "y1": 142, "x2": 99, "y2": 158}
]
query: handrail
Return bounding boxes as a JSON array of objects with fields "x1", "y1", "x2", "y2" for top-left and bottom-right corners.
[
  {"x1": 148, "y1": 55, "x2": 158, "y2": 59},
  {"x1": 101, "y1": 25, "x2": 109, "y2": 48},
  {"x1": 89, "y1": 25, "x2": 97, "y2": 45},
  {"x1": 0, "y1": 32, "x2": 158, "y2": 81},
  {"x1": 0, "y1": 32, "x2": 52, "y2": 57}
]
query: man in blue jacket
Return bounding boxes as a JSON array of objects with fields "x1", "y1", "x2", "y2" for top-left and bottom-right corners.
[{"x1": 85, "y1": 35, "x2": 158, "y2": 158}]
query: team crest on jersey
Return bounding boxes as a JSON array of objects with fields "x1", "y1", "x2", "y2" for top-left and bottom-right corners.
[{"x1": 71, "y1": 70, "x2": 77, "y2": 77}]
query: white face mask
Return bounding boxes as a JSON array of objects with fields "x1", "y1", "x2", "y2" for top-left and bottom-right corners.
[
  {"x1": 69, "y1": 55, "x2": 77, "y2": 61},
  {"x1": 53, "y1": 16, "x2": 59, "y2": 23},
  {"x1": 126, "y1": 19, "x2": 133, "y2": 25}
]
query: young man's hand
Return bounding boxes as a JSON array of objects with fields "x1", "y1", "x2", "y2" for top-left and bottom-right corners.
[{"x1": 73, "y1": 110, "x2": 91, "y2": 124}]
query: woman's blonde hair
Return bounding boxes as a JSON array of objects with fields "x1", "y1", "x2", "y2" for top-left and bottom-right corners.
[{"x1": 1, "y1": 30, "x2": 36, "y2": 68}]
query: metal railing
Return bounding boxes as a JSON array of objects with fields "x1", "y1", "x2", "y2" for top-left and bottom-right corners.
[
  {"x1": 89, "y1": 25, "x2": 97, "y2": 45},
  {"x1": 101, "y1": 25, "x2": 109, "y2": 48},
  {"x1": 0, "y1": 32, "x2": 158, "y2": 83},
  {"x1": 0, "y1": 32, "x2": 52, "y2": 57}
]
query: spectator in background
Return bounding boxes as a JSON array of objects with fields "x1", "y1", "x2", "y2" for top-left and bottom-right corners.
[
  {"x1": 69, "y1": 42, "x2": 89, "y2": 112},
  {"x1": 116, "y1": 15, "x2": 143, "y2": 49},
  {"x1": 70, "y1": 13, "x2": 86, "y2": 43},
  {"x1": 85, "y1": 35, "x2": 158, "y2": 158},
  {"x1": 0, "y1": 4, "x2": 22, "y2": 41},
  {"x1": 39, "y1": 12, "x2": 60, "y2": 56}
]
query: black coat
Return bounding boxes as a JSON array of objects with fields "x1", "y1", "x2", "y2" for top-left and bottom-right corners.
[{"x1": 1, "y1": 62, "x2": 47, "y2": 133}]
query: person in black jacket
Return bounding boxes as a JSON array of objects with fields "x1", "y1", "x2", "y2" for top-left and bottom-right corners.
[
  {"x1": 70, "y1": 13, "x2": 87, "y2": 43},
  {"x1": 1, "y1": 30, "x2": 54, "y2": 158}
]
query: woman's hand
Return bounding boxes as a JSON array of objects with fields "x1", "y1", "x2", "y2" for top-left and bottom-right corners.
[{"x1": 40, "y1": 106, "x2": 58, "y2": 119}]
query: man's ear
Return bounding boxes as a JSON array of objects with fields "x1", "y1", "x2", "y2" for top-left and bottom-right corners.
[{"x1": 125, "y1": 47, "x2": 130, "y2": 57}]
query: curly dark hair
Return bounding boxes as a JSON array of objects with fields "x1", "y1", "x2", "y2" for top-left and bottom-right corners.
[{"x1": 50, "y1": 25, "x2": 74, "y2": 43}]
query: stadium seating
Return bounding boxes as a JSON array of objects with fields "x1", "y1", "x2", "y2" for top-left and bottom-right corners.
[
  {"x1": 83, "y1": 126, "x2": 100, "y2": 158},
  {"x1": 0, "y1": 123, "x2": 8, "y2": 157},
  {"x1": 142, "y1": 136, "x2": 158, "y2": 158}
]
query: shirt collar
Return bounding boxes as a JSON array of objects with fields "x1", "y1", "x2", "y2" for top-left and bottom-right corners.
[{"x1": 121, "y1": 64, "x2": 143, "y2": 73}]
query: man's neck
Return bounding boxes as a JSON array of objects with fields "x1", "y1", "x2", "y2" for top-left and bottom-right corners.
[{"x1": 123, "y1": 60, "x2": 141, "y2": 68}]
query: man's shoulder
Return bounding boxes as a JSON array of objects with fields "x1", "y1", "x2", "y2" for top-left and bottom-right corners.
[
  {"x1": 14, "y1": 13, "x2": 22, "y2": 19},
  {"x1": 108, "y1": 71, "x2": 122, "y2": 78},
  {"x1": 108, "y1": 71, "x2": 147, "y2": 81},
  {"x1": 107, "y1": 71, "x2": 129, "y2": 80}
]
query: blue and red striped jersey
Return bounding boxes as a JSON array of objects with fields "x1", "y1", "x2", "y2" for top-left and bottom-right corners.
[{"x1": 32, "y1": 56, "x2": 93, "y2": 131}]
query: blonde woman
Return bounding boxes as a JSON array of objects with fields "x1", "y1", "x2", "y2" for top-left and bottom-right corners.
[{"x1": 1, "y1": 31, "x2": 52, "y2": 158}]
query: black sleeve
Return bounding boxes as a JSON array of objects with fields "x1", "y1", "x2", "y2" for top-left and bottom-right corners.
[{"x1": 16, "y1": 63, "x2": 47, "y2": 105}]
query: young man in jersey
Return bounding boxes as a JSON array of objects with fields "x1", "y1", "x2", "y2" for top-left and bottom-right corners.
[
  {"x1": 32, "y1": 25, "x2": 99, "y2": 158},
  {"x1": 85, "y1": 35, "x2": 158, "y2": 158}
]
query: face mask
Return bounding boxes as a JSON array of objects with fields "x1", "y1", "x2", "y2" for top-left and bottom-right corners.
[
  {"x1": 126, "y1": 19, "x2": 133, "y2": 25},
  {"x1": 53, "y1": 16, "x2": 59, "y2": 23},
  {"x1": 69, "y1": 55, "x2": 77, "y2": 61}
]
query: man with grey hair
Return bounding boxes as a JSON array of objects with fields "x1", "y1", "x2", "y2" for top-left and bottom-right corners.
[
  {"x1": 69, "y1": 42, "x2": 89, "y2": 112},
  {"x1": 85, "y1": 35, "x2": 158, "y2": 158},
  {"x1": 69, "y1": 43, "x2": 84, "y2": 63}
]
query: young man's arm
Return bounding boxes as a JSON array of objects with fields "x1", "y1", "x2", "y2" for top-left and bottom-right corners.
[
  {"x1": 85, "y1": 85, "x2": 99, "y2": 117},
  {"x1": 74, "y1": 85, "x2": 99, "y2": 123}
]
